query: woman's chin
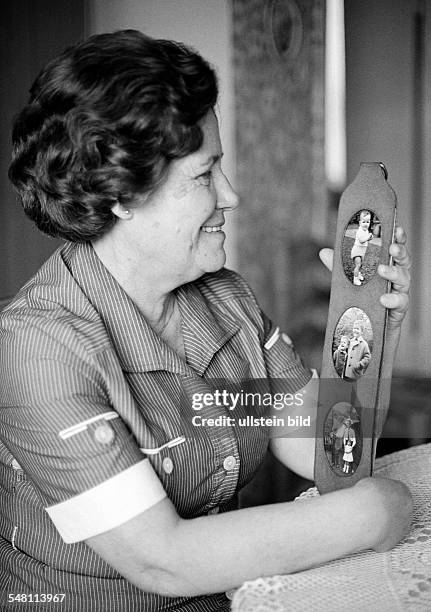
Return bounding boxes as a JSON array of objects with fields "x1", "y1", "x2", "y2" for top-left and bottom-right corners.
[{"x1": 197, "y1": 250, "x2": 226, "y2": 276}]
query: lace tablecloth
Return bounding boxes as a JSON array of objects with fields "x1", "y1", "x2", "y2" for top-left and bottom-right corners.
[{"x1": 232, "y1": 443, "x2": 431, "y2": 611}]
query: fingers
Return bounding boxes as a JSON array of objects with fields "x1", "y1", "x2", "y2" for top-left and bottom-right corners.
[
  {"x1": 319, "y1": 248, "x2": 334, "y2": 272},
  {"x1": 376, "y1": 225, "x2": 410, "y2": 328},
  {"x1": 378, "y1": 226, "x2": 411, "y2": 293},
  {"x1": 381, "y1": 291, "x2": 409, "y2": 328},
  {"x1": 391, "y1": 226, "x2": 411, "y2": 268},
  {"x1": 380, "y1": 292, "x2": 409, "y2": 313},
  {"x1": 378, "y1": 263, "x2": 410, "y2": 293},
  {"x1": 389, "y1": 242, "x2": 411, "y2": 269},
  {"x1": 394, "y1": 225, "x2": 407, "y2": 245}
]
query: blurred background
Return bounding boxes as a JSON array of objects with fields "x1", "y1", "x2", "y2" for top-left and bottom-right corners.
[{"x1": 1, "y1": 0, "x2": 430, "y2": 501}]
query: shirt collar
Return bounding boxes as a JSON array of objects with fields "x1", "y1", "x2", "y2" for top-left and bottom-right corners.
[
  {"x1": 177, "y1": 281, "x2": 240, "y2": 376},
  {"x1": 63, "y1": 243, "x2": 240, "y2": 375}
]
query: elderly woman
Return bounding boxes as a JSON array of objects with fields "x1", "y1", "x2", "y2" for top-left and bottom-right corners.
[{"x1": 0, "y1": 30, "x2": 412, "y2": 611}]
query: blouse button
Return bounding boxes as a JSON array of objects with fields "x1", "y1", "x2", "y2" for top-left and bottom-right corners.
[
  {"x1": 223, "y1": 455, "x2": 237, "y2": 471},
  {"x1": 94, "y1": 423, "x2": 115, "y2": 445},
  {"x1": 162, "y1": 457, "x2": 174, "y2": 474}
]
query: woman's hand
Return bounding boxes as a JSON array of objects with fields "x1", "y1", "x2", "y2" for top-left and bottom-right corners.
[
  {"x1": 319, "y1": 226, "x2": 411, "y2": 334},
  {"x1": 377, "y1": 226, "x2": 410, "y2": 332}
]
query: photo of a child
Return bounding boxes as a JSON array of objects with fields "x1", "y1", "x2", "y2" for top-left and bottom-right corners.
[
  {"x1": 332, "y1": 335, "x2": 349, "y2": 377},
  {"x1": 324, "y1": 403, "x2": 361, "y2": 476},
  {"x1": 332, "y1": 308, "x2": 373, "y2": 381},
  {"x1": 342, "y1": 421, "x2": 356, "y2": 474},
  {"x1": 343, "y1": 320, "x2": 371, "y2": 380},
  {"x1": 351, "y1": 210, "x2": 373, "y2": 285},
  {"x1": 342, "y1": 210, "x2": 382, "y2": 286}
]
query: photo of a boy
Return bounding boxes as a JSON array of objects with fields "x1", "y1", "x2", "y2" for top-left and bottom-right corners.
[
  {"x1": 342, "y1": 210, "x2": 382, "y2": 286},
  {"x1": 332, "y1": 335, "x2": 349, "y2": 377},
  {"x1": 343, "y1": 320, "x2": 371, "y2": 381},
  {"x1": 351, "y1": 210, "x2": 373, "y2": 285}
]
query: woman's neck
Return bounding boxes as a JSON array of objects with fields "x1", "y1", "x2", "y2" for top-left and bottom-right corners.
[{"x1": 91, "y1": 237, "x2": 185, "y2": 357}]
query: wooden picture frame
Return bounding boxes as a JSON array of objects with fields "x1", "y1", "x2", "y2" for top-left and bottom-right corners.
[{"x1": 314, "y1": 162, "x2": 397, "y2": 493}]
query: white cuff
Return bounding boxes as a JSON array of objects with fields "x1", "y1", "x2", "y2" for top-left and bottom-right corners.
[{"x1": 46, "y1": 459, "x2": 166, "y2": 543}]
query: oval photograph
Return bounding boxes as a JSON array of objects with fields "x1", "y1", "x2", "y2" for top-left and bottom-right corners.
[
  {"x1": 332, "y1": 307, "x2": 373, "y2": 381},
  {"x1": 342, "y1": 209, "x2": 382, "y2": 286},
  {"x1": 324, "y1": 402, "x2": 362, "y2": 477}
]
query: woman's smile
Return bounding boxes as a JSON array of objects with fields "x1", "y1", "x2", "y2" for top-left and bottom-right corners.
[{"x1": 201, "y1": 225, "x2": 224, "y2": 233}]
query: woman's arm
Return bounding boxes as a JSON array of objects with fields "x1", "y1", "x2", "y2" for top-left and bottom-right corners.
[
  {"x1": 269, "y1": 373, "x2": 318, "y2": 480},
  {"x1": 85, "y1": 475, "x2": 412, "y2": 597}
]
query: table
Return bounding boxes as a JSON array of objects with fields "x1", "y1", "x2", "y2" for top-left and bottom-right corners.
[{"x1": 232, "y1": 443, "x2": 431, "y2": 611}]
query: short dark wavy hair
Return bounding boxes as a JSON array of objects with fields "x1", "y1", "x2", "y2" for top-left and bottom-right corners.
[{"x1": 8, "y1": 30, "x2": 218, "y2": 242}]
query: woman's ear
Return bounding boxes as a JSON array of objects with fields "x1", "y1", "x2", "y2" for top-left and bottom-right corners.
[{"x1": 112, "y1": 203, "x2": 132, "y2": 219}]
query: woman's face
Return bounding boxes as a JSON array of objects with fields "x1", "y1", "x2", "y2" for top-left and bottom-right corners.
[{"x1": 121, "y1": 110, "x2": 239, "y2": 286}]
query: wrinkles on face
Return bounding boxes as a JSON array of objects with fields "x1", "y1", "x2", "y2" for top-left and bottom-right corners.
[{"x1": 172, "y1": 176, "x2": 198, "y2": 200}]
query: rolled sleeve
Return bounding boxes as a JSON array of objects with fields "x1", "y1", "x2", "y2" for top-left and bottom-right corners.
[
  {"x1": 46, "y1": 459, "x2": 166, "y2": 543},
  {"x1": 0, "y1": 353, "x2": 166, "y2": 542},
  {"x1": 262, "y1": 314, "x2": 312, "y2": 392}
]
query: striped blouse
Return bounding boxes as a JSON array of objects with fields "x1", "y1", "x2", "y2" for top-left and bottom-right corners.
[{"x1": 0, "y1": 242, "x2": 310, "y2": 611}]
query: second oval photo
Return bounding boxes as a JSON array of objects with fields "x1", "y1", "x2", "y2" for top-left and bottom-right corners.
[{"x1": 332, "y1": 307, "x2": 373, "y2": 381}]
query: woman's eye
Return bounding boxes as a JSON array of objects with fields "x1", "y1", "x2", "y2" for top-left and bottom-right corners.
[{"x1": 197, "y1": 170, "x2": 212, "y2": 186}]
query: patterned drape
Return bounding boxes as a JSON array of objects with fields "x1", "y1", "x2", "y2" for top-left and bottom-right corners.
[{"x1": 233, "y1": 0, "x2": 330, "y2": 502}]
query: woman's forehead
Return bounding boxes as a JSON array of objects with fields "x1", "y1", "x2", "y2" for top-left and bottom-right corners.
[
  {"x1": 170, "y1": 111, "x2": 222, "y2": 176},
  {"x1": 198, "y1": 111, "x2": 223, "y2": 159}
]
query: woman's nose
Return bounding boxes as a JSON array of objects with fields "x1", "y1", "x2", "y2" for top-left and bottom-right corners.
[{"x1": 216, "y1": 172, "x2": 239, "y2": 211}]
